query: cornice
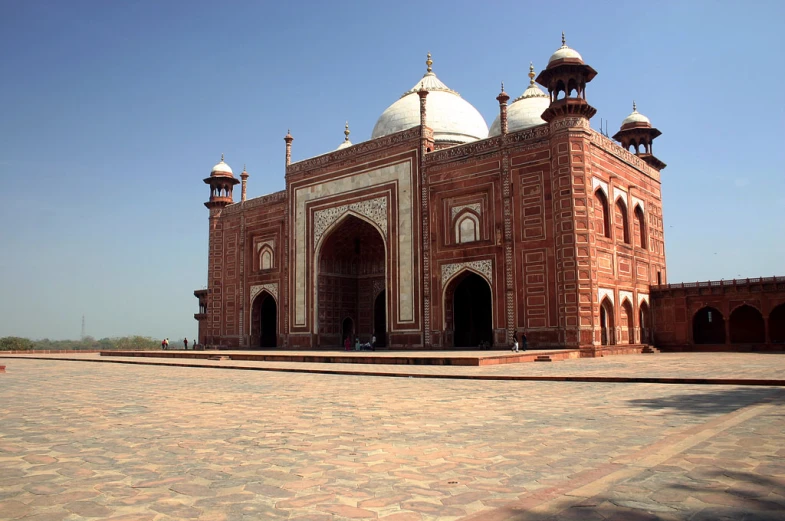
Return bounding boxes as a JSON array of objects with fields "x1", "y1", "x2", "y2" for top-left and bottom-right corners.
[
  {"x1": 223, "y1": 190, "x2": 287, "y2": 215},
  {"x1": 588, "y1": 130, "x2": 660, "y2": 181}
]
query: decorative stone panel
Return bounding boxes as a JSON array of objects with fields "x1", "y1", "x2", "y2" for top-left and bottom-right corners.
[
  {"x1": 592, "y1": 177, "x2": 609, "y2": 197},
  {"x1": 441, "y1": 259, "x2": 493, "y2": 288},
  {"x1": 598, "y1": 287, "x2": 614, "y2": 305},
  {"x1": 250, "y1": 283, "x2": 278, "y2": 304},
  {"x1": 314, "y1": 197, "x2": 388, "y2": 250},
  {"x1": 451, "y1": 203, "x2": 482, "y2": 220}
]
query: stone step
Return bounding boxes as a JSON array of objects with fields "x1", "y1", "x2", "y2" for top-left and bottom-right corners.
[
  {"x1": 642, "y1": 345, "x2": 660, "y2": 354},
  {"x1": 208, "y1": 356, "x2": 232, "y2": 361},
  {"x1": 534, "y1": 355, "x2": 552, "y2": 362}
]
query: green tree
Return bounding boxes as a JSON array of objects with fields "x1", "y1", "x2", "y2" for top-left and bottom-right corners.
[{"x1": 0, "y1": 337, "x2": 35, "y2": 351}]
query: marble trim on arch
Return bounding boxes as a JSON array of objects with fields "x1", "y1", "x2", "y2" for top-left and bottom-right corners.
[
  {"x1": 441, "y1": 259, "x2": 493, "y2": 288},
  {"x1": 598, "y1": 287, "x2": 614, "y2": 305},
  {"x1": 638, "y1": 293, "x2": 649, "y2": 307},
  {"x1": 256, "y1": 240, "x2": 275, "y2": 252},
  {"x1": 619, "y1": 290, "x2": 634, "y2": 306},
  {"x1": 451, "y1": 203, "x2": 482, "y2": 220},
  {"x1": 313, "y1": 197, "x2": 388, "y2": 249},
  {"x1": 631, "y1": 195, "x2": 645, "y2": 213},
  {"x1": 592, "y1": 177, "x2": 609, "y2": 198},
  {"x1": 250, "y1": 283, "x2": 278, "y2": 304},
  {"x1": 613, "y1": 186, "x2": 628, "y2": 206}
]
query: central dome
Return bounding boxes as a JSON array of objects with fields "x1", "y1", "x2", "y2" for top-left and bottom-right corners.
[{"x1": 372, "y1": 54, "x2": 488, "y2": 145}]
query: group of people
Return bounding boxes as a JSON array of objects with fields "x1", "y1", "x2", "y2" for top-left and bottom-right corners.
[
  {"x1": 511, "y1": 330, "x2": 528, "y2": 353},
  {"x1": 344, "y1": 334, "x2": 377, "y2": 351},
  {"x1": 161, "y1": 338, "x2": 197, "y2": 350}
]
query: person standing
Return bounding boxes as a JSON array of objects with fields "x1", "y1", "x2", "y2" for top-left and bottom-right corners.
[
  {"x1": 521, "y1": 331, "x2": 528, "y2": 351},
  {"x1": 371, "y1": 333, "x2": 376, "y2": 351},
  {"x1": 164, "y1": 338, "x2": 169, "y2": 350},
  {"x1": 512, "y1": 337, "x2": 519, "y2": 352},
  {"x1": 161, "y1": 338, "x2": 166, "y2": 350},
  {"x1": 183, "y1": 337, "x2": 188, "y2": 350}
]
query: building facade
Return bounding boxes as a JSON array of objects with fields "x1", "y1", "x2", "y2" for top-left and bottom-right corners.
[{"x1": 195, "y1": 37, "x2": 676, "y2": 352}]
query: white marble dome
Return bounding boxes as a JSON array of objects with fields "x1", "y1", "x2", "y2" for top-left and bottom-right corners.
[
  {"x1": 622, "y1": 103, "x2": 651, "y2": 126},
  {"x1": 372, "y1": 57, "x2": 488, "y2": 144},
  {"x1": 489, "y1": 66, "x2": 550, "y2": 136},
  {"x1": 211, "y1": 156, "x2": 233, "y2": 175},
  {"x1": 548, "y1": 34, "x2": 584, "y2": 65}
]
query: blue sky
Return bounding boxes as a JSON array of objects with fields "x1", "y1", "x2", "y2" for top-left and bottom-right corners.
[{"x1": 1, "y1": 0, "x2": 783, "y2": 341}]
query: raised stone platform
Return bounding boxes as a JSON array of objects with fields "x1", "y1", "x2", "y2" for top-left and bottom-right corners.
[{"x1": 100, "y1": 348, "x2": 585, "y2": 366}]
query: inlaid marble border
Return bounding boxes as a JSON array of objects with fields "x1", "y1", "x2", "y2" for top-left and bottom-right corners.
[
  {"x1": 313, "y1": 197, "x2": 388, "y2": 249},
  {"x1": 598, "y1": 287, "x2": 614, "y2": 305},
  {"x1": 249, "y1": 283, "x2": 278, "y2": 335},
  {"x1": 441, "y1": 259, "x2": 493, "y2": 287}
]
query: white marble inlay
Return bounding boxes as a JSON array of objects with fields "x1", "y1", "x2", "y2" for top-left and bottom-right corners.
[
  {"x1": 250, "y1": 283, "x2": 278, "y2": 304},
  {"x1": 598, "y1": 287, "x2": 614, "y2": 305},
  {"x1": 451, "y1": 203, "x2": 482, "y2": 219},
  {"x1": 631, "y1": 196, "x2": 645, "y2": 213},
  {"x1": 613, "y1": 186, "x2": 628, "y2": 205},
  {"x1": 441, "y1": 259, "x2": 493, "y2": 287},
  {"x1": 294, "y1": 160, "x2": 415, "y2": 327},
  {"x1": 619, "y1": 290, "x2": 634, "y2": 306},
  {"x1": 256, "y1": 240, "x2": 275, "y2": 252},
  {"x1": 592, "y1": 177, "x2": 609, "y2": 197},
  {"x1": 638, "y1": 293, "x2": 649, "y2": 306},
  {"x1": 314, "y1": 197, "x2": 388, "y2": 249}
]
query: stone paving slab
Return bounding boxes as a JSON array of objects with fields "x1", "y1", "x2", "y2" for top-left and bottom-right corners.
[
  {"x1": 3, "y1": 352, "x2": 785, "y2": 386},
  {"x1": 1, "y1": 358, "x2": 784, "y2": 520}
]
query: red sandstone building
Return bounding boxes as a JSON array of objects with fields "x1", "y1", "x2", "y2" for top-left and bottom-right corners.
[{"x1": 194, "y1": 36, "x2": 785, "y2": 352}]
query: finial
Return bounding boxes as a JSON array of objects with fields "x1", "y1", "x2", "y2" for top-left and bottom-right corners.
[
  {"x1": 426, "y1": 52, "x2": 432, "y2": 73},
  {"x1": 529, "y1": 62, "x2": 536, "y2": 84},
  {"x1": 632, "y1": 100, "x2": 637, "y2": 112},
  {"x1": 561, "y1": 31, "x2": 566, "y2": 47},
  {"x1": 344, "y1": 121, "x2": 350, "y2": 141},
  {"x1": 501, "y1": 81, "x2": 504, "y2": 92},
  {"x1": 221, "y1": 153, "x2": 224, "y2": 162},
  {"x1": 243, "y1": 163, "x2": 246, "y2": 171}
]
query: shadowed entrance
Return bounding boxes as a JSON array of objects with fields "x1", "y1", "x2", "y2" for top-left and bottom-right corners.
[
  {"x1": 250, "y1": 292, "x2": 277, "y2": 348},
  {"x1": 449, "y1": 272, "x2": 493, "y2": 348},
  {"x1": 317, "y1": 214, "x2": 386, "y2": 347},
  {"x1": 693, "y1": 307, "x2": 725, "y2": 344}
]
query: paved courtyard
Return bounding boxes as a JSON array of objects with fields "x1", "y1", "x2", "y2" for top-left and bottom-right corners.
[{"x1": 1, "y1": 355, "x2": 784, "y2": 520}]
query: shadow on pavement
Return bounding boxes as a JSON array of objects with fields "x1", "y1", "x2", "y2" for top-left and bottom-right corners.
[{"x1": 626, "y1": 387, "x2": 785, "y2": 416}]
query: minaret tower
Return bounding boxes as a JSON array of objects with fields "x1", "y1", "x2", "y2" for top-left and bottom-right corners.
[
  {"x1": 240, "y1": 164, "x2": 249, "y2": 202},
  {"x1": 612, "y1": 102, "x2": 666, "y2": 170},
  {"x1": 536, "y1": 33, "x2": 598, "y2": 122},
  {"x1": 204, "y1": 154, "x2": 239, "y2": 213},
  {"x1": 284, "y1": 130, "x2": 293, "y2": 167}
]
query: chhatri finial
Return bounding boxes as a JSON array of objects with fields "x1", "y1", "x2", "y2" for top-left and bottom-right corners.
[
  {"x1": 220, "y1": 153, "x2": 224, "y2": 162},
  {"x1": 501, "y1": 81, "x2": 505, "y2": 92},
  {"x1": 426, "y1": 52, "x2": 433, "y2": 73},
  {"x1": 344, "y1": 121, "x2": 350, "y2": 141},
  {"x1": 561, "y1": 31, "x2": 566, "y2": 47},
  {"x1": 632, "y1": 100, "x2": 637, "y2": 112},
  {"x1": 243, "y1": 163, "x2": 247, "y2": 171},
  {"x1": 528, "y1": 62, "x2": 536, "y2": 84}
]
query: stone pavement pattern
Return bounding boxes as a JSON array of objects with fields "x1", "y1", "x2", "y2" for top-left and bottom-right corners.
[{"x1": 0, "y1": 358, "x2": 784, "y2": 520}]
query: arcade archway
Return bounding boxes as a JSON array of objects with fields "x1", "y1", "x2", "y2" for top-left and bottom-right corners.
[
  {"x1": 317, "y1": 214, "x2": 386, "y2": 347},
  {"x1": 250, "y1": 292, "x2": 277, "y2": 348},
  {"x1": 729, "y1": 305, "x2": 765, "y2": 344},
  {"x1": 770, "y1": 304, "x2": 785, "y2": 344},
  {"x1": 446, "y1": 271, "x2": 493, "y2": 348},
  {"x1": 639, "y1": 301, "x2": 650, "y2": 344},
  {"x1": 693, "y1": 307, "x2": 725, "y2": 344},
  {"x1": 600, "y1": 298, "x2": 615, "y2": 345},
  {"x1": 620, "y1": 299, "x2": 634, "y2": 344}
]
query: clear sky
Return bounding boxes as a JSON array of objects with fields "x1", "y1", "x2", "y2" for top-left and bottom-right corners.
[{"x1": 1, "y1": 0, "x2": 784, "y2": 341}]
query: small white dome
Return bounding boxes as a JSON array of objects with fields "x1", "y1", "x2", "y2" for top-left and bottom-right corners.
[
  {"x1": 211, "y1": 155, "x2": 233, "y2": 175},
  {"x1": 548, "y1": 33, "x2": 584, "y2": 65},
  {"x1": 336, "y1": 139, "x2": 352, "y2": 150},
  {"x1": 372, "y1": 55, "x2": 488, "y2": 144},
  {"x1": 622, "y1": 103, "x2": 651, "y2": 126},
  {"x1": 490, "y1": 65, "x2": 550, "y2": 136}
]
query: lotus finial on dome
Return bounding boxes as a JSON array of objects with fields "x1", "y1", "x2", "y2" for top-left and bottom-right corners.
[{"x1": 426, "y1": 52, "x2": 433, "y2": 74}]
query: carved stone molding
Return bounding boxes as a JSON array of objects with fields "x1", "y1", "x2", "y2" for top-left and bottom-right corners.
[
  {"x1": 256, "y1": 240, "x2": 275, "y2": 252},
  {"x1": 441, "y1": 259, "x2": 493, "y2": 288},
  {"x1": 427, "y1": 137, "x2": 502, "y2": 163},
  {"x1": 224, "y1": 190, "x2": 286, "y2": 215},
  {"x1": 250, "y1": 283, "x2": 278, "y2": 304},
  {"x1": 313, "y1": 197, "x2": 388, "y2": 249},
  {"x1": 589, "y1": 131, "x2": 658, "y2": 180},
  {"x1": 372, "y1": 278, "x2": 385, "y2": 298},
  {"x1": 451, "y1": 203, "x2": 482, "y2": 219},
  {"x1": 551, "y1": 117, "x2": 590, "y2": 131}
]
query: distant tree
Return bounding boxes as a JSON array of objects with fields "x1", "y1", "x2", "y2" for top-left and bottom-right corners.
[{"x1": 0, "y1": 337, "x2": 35, "y2": 351}]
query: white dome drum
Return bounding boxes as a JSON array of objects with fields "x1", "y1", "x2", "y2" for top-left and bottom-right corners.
[{"x1": 372, "y1": 54, "x2": 488, "y2": 145}]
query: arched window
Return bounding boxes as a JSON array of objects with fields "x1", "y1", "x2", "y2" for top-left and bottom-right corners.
[
  {"x1": 455, "y1": 213, "x2": 479, "y2": 244},
  {"x1": 694, "y1": 307, "x2": 725, "y2": 344},
  {"x1": 729, "y1": 305, "x2": 765, "y2": 344},
  {"x1": 594, "y1": 189, "x2": 610, "y2": 238},
  {"x1": 259, "y1": 246, "x2": 274, "y2": 270},
  {"x1": 615, "y1": 198, "x2": 630, "y2": 244},
  {"x1": 634, "y1": 205, "x2": 646, "y2": 249}
]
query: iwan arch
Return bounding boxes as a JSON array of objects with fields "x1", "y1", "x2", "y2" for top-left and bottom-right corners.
[{"x1": 194, "y1": 38, "x2": 785, "y2": 352}]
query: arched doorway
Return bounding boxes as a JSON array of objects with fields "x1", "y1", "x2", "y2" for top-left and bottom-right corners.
[
  {"x1": 341, "y1": 317, "x2": 354, "y2": 346},
  {"x1": 770, "y1": 304, "x2": 785, "y2": 344},
  {"x1": 317, "y1": 214, "x2": 386, "y2": 347},
  {"x1": 620, "y1": 299, "x2": 634, "y2": 344},
  {"x1": 250, "y1": 292, "x2": 277, "y2": 348},
  {"x1": 374, "y1": 290, "x2": 387, "y2": 348},
  {"x1": 639, "y1": 301, "x2": 650, "y2": 344},
  {"x1": 729, "y1": 305, "x2": 765, "y2": 344},
  {"x1": 447, "y1": 272, "x2": 493, "y2": 348},
  {"x1": 693, "y1": 307, "x2": 725, "y2": 344},
  {"x1": 600, "y1": 298, "x2": 615, "y2": 345}
]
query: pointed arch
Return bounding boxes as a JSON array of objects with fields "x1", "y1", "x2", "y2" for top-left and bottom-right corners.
[
  {"x1": 600, "y1": 297, "x2": 615, "y2": 345},
  {"x1": 443, "y1": 269, "x2": 494, "y2": 348},
  {"x1": 594, "y1": 189, "x2": 611, "y2": 238},
  {"x1": 615, "y1": 197, "x2": 630, "y2": 244},
  {"x1": 769, "y1": 303, "x2": 785, "y2": 343},
  {"x1": 639, "y1": 300, "x2": 651, "y2": 344},
  {"x1": 258, "y1": 245, "x2": 274, "y2": 270},
  {"x1": 620, "y1": 298, "x2": 634, "y2": 344},
  {"x1": 693, "y1": 307, "x2": 725, "y2": 344},
  {"x1": 729, "y1": 304, "x2": 765, "y2": 344},
  {"x1": 634, "y1": 204, "x2": 647, "y2": 249},
  {"x1": 454, "y1": 210, "x2": 480, "y2": 244},
  {"x1": 250, "y1": 290, "x2": 277, "y2": 348}
]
